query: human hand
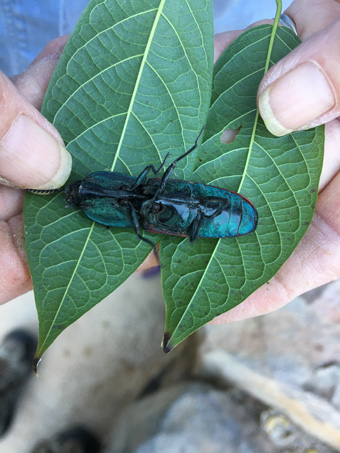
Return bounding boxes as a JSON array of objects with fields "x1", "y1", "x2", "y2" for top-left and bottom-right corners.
[
  {"x1": 0, "y1": 35, "x2": 168, "y2": 303},
  {"x1": 0, "y1": 37, "x2": 72, "y2": 305},
  {"x1": 212, "y1": 0, "x2": 340, "y2": 324}
]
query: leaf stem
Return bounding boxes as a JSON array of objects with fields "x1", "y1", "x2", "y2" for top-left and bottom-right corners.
[
  {"x1": 237, "y1": 0, "x2": 282, "y2": 192},
  {"x1": 264, "y1": 0, "x2": 283, "y2": 73}
]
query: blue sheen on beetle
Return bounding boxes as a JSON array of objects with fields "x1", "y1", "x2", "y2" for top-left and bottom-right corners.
[{"x1": 61, "y1": 129, "x2": 257, "y2": 253}]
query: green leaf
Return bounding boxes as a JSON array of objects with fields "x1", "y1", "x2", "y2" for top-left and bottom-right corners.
[
  {"x1": 161, "y1": 25, "x2": 324, "y2": 352},
  {"x1": 24, "y1": 0, "x2": 214, "y2": 360}
]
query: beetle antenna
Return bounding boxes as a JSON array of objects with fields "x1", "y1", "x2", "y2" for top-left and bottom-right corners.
[
  {"x1": 25, "y1": 187, "x2": 64, "y2": 195},
  {"x1": 152, "y1": 126, "x2": 204, "y2": 199},
  {"x1": 132, "y1": 226, "x2": 160, "y2": 264},
  {"x1": 140, "y1": 236, "x2": 160, "y2": 265},
  {"x1": 127, "y1": 201, "x2": 161, "y2": 265},
  {"x1": 171, "y1": 126, "x2": 204, "y2": 167}
]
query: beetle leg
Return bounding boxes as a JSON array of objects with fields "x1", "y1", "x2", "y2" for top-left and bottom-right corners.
[
  {"x1": 127, "y1": 153, "x2": 170, "y2": 191},
  {"x1": 189, "y1": 199, "x2": 229, "y2": 241},
  {"x1": 204, "y1": 206, "x2": 224, "y2": 219},
  {"x1": 128, "y1": 202, "x2": 160, "y2": 264},
  {"x1": 152, "y1": 127, "x2": 204, "y2": 200},
  {"x1": 189, "y1": 210, "x2": 203, "y2": 243},
  {"x1": 202, "y1": 199, "x2": 230, "y2": 220}
]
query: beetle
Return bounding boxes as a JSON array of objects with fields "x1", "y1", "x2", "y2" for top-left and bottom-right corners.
[{"x1": 29, "y1": 128, "x2": 258, "y2": 256}]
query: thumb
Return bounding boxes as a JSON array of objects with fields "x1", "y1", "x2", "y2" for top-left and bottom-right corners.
[
  {"x1": 0, "y1": 71, "x2": 71, "y2": 190},
  {"x1": 258, "y1": 20, "x2": 340, "y2": 136}
]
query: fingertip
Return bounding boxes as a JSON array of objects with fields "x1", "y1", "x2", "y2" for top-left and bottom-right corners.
[
  {"x1": 0, "y1": 115, "x2": 72, "y2": 190},
  {"x1": 259, "y1": 61, "x2": 335, "y2": 136}
]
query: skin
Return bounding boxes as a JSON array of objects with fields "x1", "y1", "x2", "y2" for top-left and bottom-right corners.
[
  {"x1": 212, "y1": 0, "x2": 340, "y2": 324},
  {"x1": 1, "y1": 1, "x2": 340, "y2": 320},
  {"x1": 0, "y1": 36, "x2": 70, "y2": 304}
]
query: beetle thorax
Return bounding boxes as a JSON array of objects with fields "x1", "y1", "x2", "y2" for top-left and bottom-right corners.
[{"x1": 64, "y1": 181, "x2": 82, "y2": 207}]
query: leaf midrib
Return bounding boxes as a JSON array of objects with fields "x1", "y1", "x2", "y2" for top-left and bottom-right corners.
[
  {"x1": 169, "y1": 20, "x2": 283, "y2": 345},
  {"x1": 37, "y1": 222, "x2": 96, "y2": 356},
  {"x1": 110, "y1": 0, "x2": 167, "y2": 172},
  {"x1": 53, "y1": 7, "x2": 158, "y2": 123},
  {"x1": 37, "y1": 0, "x2": 168, "y2": 356}
]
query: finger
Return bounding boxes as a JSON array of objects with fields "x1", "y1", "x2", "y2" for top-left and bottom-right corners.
[
  {"x1": 212, "y1": 169, "x2": 340, "y2": 325},
  {"x1": 137, "y1": 251, "x2": 159, "y2": 271},
  {"x1": 0, "y1": 214, "x2": 32, "y2": 304},
  {"x1": 31, "y1": 35, "x2": 70, "y2": 63},
  {"x1": 320, "y1": 119, "x2": 340, "y2": 191},
  {"x1": 12, "y1": 36, "x2": 69, "y2": 110},
  {"x1": 285, "y1": 0, "x2": 340, "y2": 40},
  {"x1": 258, "y1": 19, "x2": 340, "y2": 136},
  {"x1": 214, "y1": 30, "x2": 244, "y2": 63},
  {"x1": 0, "y1": 71, "x2": 71, "y2": 190},
  {"x1": 0, "y1": 186, "x2": 24, "y2": 221},
  {"x1": 214, "y1": 19, "x2": 273, "y2": 63}
]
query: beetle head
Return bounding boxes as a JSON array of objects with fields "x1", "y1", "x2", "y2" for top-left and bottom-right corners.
[{"x1": 64, "y1": 181, "x2": 81, "y2": 206}]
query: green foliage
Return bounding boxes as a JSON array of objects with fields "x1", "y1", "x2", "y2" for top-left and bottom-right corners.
[
  {"x1": 24, "y1": 0, "x2": 214, "y2": 359},
  {"x1": 161, "y1": 25, "x2": 324, "y2": 350},
  {"x1": 24, "y1": 0, "x2": 323, "y2": 360}
]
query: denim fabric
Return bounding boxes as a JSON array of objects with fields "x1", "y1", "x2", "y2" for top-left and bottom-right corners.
[
  {"x1": 0, "y1": 0, "x2": 88, "y2": 75},
  {"x1": 213, "y1": 0, "x2": 292, "y2": 34},
  {"x1": 0, "y1": 0, "x2": 292, "y2": 76}
]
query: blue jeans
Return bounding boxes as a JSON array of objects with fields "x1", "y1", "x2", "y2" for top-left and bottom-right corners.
[
  {"x1": 0, "y1": 0, "x2": 88, "y2": 76},
  {"x1": 0, "y1": 0, "x2": 291, "y2": 76}
]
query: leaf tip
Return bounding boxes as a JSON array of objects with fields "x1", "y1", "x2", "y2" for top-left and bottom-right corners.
[
  {"x1": 32, "y1": 355, "x2": 41, "y2": 377},
  {"x1": 162, "y1": 332, "x2": 173, "y2": 353}
]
